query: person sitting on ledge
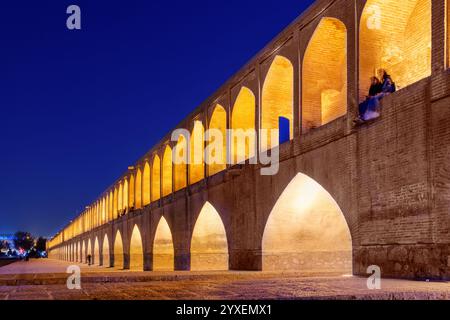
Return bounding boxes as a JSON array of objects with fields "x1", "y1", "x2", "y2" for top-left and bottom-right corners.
[
  {"x1": 356, "y1": 69, "x2": 396, "y2": 123},
  {"x1": 357, "y1": 76, "x2": 382, "y2": 122}
]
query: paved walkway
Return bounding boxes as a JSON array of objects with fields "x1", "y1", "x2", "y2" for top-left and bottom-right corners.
[{"x1": 1, "y1": 259, "x2": 450, "y2": 300}]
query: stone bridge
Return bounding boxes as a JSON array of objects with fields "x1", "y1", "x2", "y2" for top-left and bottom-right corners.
[{"x1": 48, "y1": 0, "x2": 450, "y2": 279}]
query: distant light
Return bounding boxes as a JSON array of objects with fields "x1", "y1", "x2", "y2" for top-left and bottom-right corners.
[{"x1": 128, "y1": 166, "x2": 135, "y2": 170}]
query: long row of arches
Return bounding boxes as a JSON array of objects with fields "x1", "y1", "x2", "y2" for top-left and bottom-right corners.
[
  {"x1": 51, "y1": 173, "x2": 353, "y2": 274},
  {"x1": 51, "y1": 0, "x2": 437, "y2": 249}
]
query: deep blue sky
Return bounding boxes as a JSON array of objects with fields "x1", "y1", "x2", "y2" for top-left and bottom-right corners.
[{"x1": 0, "y1": 0, "x2": 314, "y2": 237}]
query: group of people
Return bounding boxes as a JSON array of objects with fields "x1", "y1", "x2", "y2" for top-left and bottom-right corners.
[{"x1": 357, "y1": 69, "x2": 396, "y2": 123}]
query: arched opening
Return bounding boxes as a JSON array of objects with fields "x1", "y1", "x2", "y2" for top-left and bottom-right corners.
[
  {"x1": 128, "y1": 174, "x2": 135, "y2": 209},
  {"x1": 101, "y1": 198, "x2": 106, "y2": 224},
  {"x1": 76, "y1": 242, "x2": 79, "y2": 262},
  {"x1": 231, "y1": 87, "x2": 256, "y2": 164},
  {"x1": 191, "y1": 202, "x2": 229, "y2": 271},
  {"x1": 82, "y1": 241, "x2": 86, "y2": 263},
  {"x1": 152, "y1": 216, "x2": 174, "y2": 271},
  {"x1": 118, "y1": 182, "x2": 123, "y2": 212},
  {"x1": 262, "y1": 173, "x2": 352, "y2": 274},
  {"x1": 114, "y1": 230, "x2": 124, "y2": 269},
  {"x1": 162, "y1": 145, "x2": 173, "y2": 197},
  {"x1": 102, "y1": 234, "x2": 110, "y2": 267},
  {"x1": 207, "y1": 104, "x2": 227, "y2": 176},
  {"x1": 174, "y1": 135, "x2": 187, "y2": 191},
  {"x1": 123, "y1": 179, "x2": 129, "y2": 210},
  {"x1": 108, "y1": 190, "x2": 114, "y2": 221},
  {"x1": 190, "y1": 120, "x2": 205, "y2": 185},
  {"x1": 152, "y1": 156, "x2": 161, "y2": 201},
  {"x1": 135, "y1": 168, "x2": 143, "y2": 209},
  {"x1": 113, "y1": 187, "x2": 118, "y2": 219},
  {"x1": 143, "y1": 162, "x2": 151, "y2": 206},
  {"x1": 130, "y1": 225, "x2": 144, "y2": 271},
  {"x1": 87, "y1": 239, "x2": 92, "y2": 264},
  {"x1": 359, "y1": 0, "x2": 431, "y2": 101},
  {"x1": 302, "y1": 18, "x2": 347, "y2": 132},
  {"x1": 93, "y1": 237, "x2": 100, "y2": 265},
  {"x1": 261, "y1": 55, "x2": 294, "y2": 151}
]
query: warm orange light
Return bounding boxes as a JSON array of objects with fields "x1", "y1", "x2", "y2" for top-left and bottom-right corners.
[
  {"x1": 191, "y1": 202, "x2": 228, "y2": 271},
  {"x1": 94, "y1": 237, "x2": 100, "y2": 265},
  {"x1": 135, "y1": 168, "x2": 143, "y2": 209},
  {"x1": 359, "y1": 0, "x2": 431, "y2": 101},
  {"x1": 303, "y1": 18, "x2": 347, "y2": 131},
  {"x1": 207, "y1": 104, "x2": 227, "y2": 175},
  {"x1": 129, "y1": 225, "x2": 144, "y2": 271},
  {"x1": 261, "y1": 55, "x2": 294, "y2": 150},
  {"x1": 114, "y1": 231, "x2": 124, "y2": 269},
  {"x1": 162, "y1": 145, "x2": 173, "y2": 197},
  {"x1": 102, "y1": 234, "x2": 110, "y2": 267},
  {"x1": 231, "y1": 87, "x2": 256, "y2": 164},
  {"x1": 143, "y1": 162, "x2": 151, "y2": 205},
  {"x1": 153, "y1": 216, "x2": 174, "y2": 271},
  {"x1": 262, "y1": 173, "x2": 352, "y2": 273},
  {"x1": 174, "y1": 135, "x2": 187, "y2": 191},
  {"x1": 189, "y1": 121, "x2": 205, "y2": 185},
  {"x1": 152, "y1": 156, "x2": 161, "y2": 201}
]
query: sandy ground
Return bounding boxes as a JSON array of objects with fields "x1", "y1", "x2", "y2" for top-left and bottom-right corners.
[{"x1": 0, "y1": 259, "x2": 449, "y2": 300}]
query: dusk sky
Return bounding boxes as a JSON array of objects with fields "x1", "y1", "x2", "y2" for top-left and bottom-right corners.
[{"x1": 0, "y1": 0, "x2": 314, "y2": 237}]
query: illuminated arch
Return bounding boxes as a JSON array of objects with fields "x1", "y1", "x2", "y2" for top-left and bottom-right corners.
[
  {"x1": 108, "y1": 190, "x2": 114, "y2": 220},
  {"x1": 262, "y1": 173, "x2": 352, "y2": 273},
  {"x1": 207, "y1": 104, "x2": 227, "y2": 176},
  {"x1": 261, "y1": 56, "x2": 294, "y2": 150},
  {"x1": 190, "y1": 121, "x2": 205, "y2": 185},
  {"x1": 129, "y1": 225, "x2": 144, "y2": 271},
  {"x1": 102, "y1": 197, "x2": 106, "y2": 223},
  {"x1": 135, "y1": 168, "x2": 142, "y2": 209},
  {"x1": 93, "y1": 237, "x2": 100, "y2": 265},
  {"x1": 118, "y1": 182, "x2": 123, "y2": 212},
  {"x1": 123, "y1": 178, "x2": 129, "y2": 210},
  {"x1": 174, "y1": 134, "x2": 187, "y2": 191},
  {"x1": 128, "y1": 174, "x2": 135, "y2": 209},
  {"x1": 114, "y1": 230, "x2": 124, "y2": 269},
  {"x1": 162, "y1": 145, "x2": 173, "y2": 197},
  {"x1": 152, "y1": 155, "x2": 161, "y2": 201},
  {"x1": 81, "y1": 240, "x2": 86, "y2": 263},
  {"x1": 231, "y1": 87, "x2": 256, "y2": 164},
  {"x1": 102, "y1": 234, "x2": 110, "y2": 267},
  {"x1": 302, "y1": 17, "x2": 347, "y2": 132},
  {"x1": 87, "y1": 239, "x2": 92, "y2": 263},
  {"x1": 113, "y1": 187, "x2": 118, "y2": 219},
  {"x1": 78, "y1": 241, "x2": 81, "y2": 262},
  {"x1": 153, "y1": 216, "x2": 175, "y2": 271},
  {"x1": 191, "y1": 202, "x2": 229, "y2": 271},
  {"x1": 359, "y1": 0, "x2": 431, "y2": 101},
  {"x1": 143, "y1": 162, "x2": 151, "y2": 206}
]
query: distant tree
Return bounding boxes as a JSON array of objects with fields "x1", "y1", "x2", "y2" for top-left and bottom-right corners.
[
  {"x1": 13, "y1": 231, "x2": 34, "y2": 252},
  {"x1": 35, "y1": 237, "x2": 47, "y2": 253}
]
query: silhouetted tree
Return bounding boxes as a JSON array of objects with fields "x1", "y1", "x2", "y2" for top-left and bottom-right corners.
[
  {"x1": 13, "y1": 231, "x2": 34, "y2": 252},
  {"x1": 35, "y1": 237, "x2": 47, "y2": 253}
]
